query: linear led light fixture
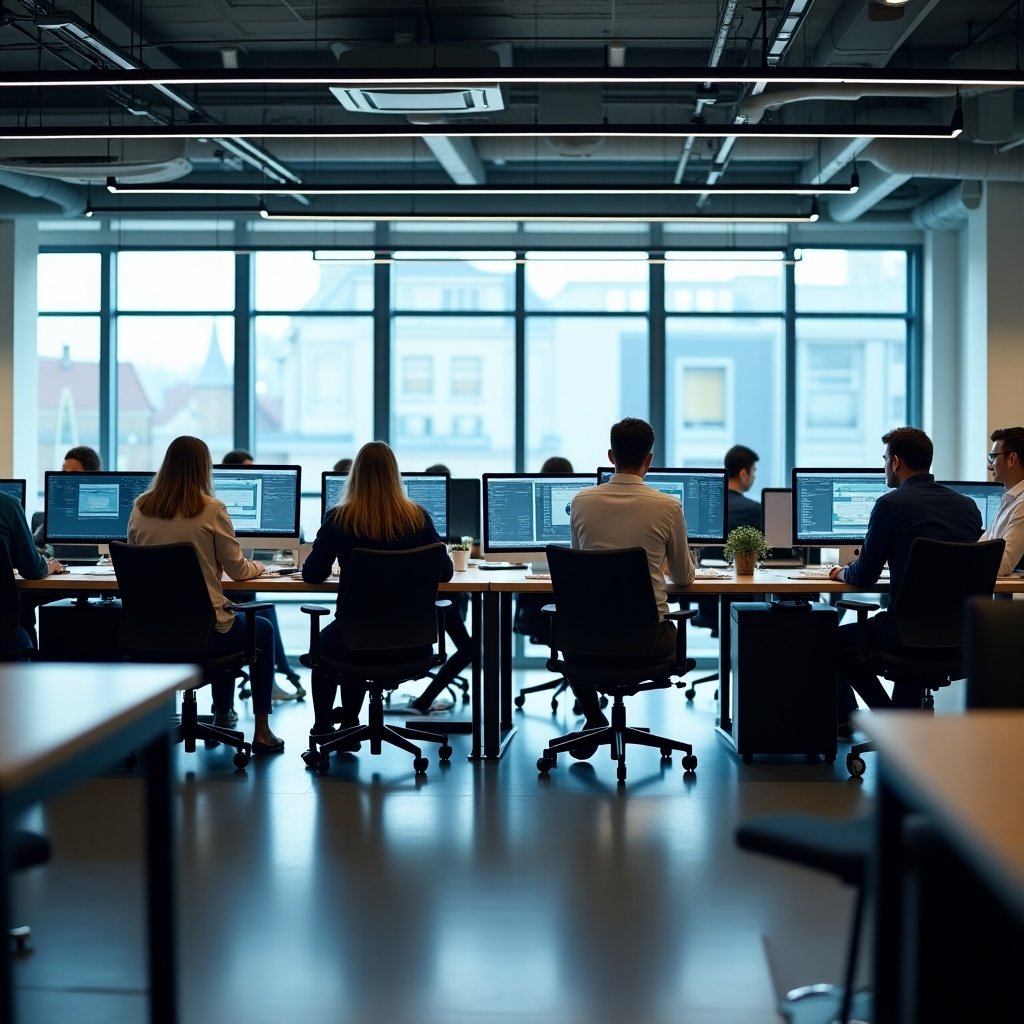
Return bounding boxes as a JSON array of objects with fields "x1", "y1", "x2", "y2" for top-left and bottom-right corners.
[
  {"x1": 5, "y1": 115, "x2": 963, "y2": 141},
  {"x1": 258, "y1": 207, "x2": 821, "y2": 224},
  {"x1": 107, "y1": 180, "x2": 857, "y2": 197},
  {"x1": 0, "y1": 67, "x2": 1021, "y2": 87}
]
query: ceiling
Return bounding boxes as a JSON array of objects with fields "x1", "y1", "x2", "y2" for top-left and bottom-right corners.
[{"x1": 0, "y1": 0, "x2": 1022, "y2": 226}]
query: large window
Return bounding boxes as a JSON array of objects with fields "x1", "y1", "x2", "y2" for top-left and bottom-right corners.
[{"x1": 36, "y1": 243, "x2": 917, "y2": 499}]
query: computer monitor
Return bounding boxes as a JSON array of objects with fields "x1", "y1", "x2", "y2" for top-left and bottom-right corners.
[
  {"x1": 43, "y1": 471, "x2": 155, "y2": 551},
  {"x1": 320, "y1": 471, "x2": 449, "y2": 539},
  {"x1": 597, "y1": 467, "x2": 728, "y2": 544},
  {"x1": 0, "y1": 478, "x2": 26, "y2": 509},
  {"x1": 212, "y1": 464, "x2": 302, "y2": 550},
  {"x1": 936, "y1": 480, "x2": 1003, "y2": 530},
  {"x1": 482, "y1": 473, "x2": 595, "y2": 565},
  {"x1": 791, "y1": 468, "x2": 888, "y2": 556},
  {"x1": 449, "y1": 478, "x2": 481, "y2": 542},
  {"x1": 762, "y1": 487, "x2": 794, "y2": 549}
]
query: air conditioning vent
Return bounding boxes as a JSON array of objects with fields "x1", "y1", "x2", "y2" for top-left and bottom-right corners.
[
  {"x1": 331, "y1": 44, "x2": 505, "y2": 116},
  {"x1": 0, "y1": 140, "x2": 191, "y2": 184}
]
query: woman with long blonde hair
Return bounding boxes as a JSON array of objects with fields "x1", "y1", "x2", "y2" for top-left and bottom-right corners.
[
  {"x1": 302, "y1": 441, "x2": 453, "y2": 732},
  {"x1": 128, "y1": 435, "x2": 284, "y2": 754}
]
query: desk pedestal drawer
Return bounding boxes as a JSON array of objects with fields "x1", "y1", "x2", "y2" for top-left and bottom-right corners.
[
  {"x1": 730, "y1": 601, "x2": 837, "y2": 763},
  {"x1": 39, "y1": 597, "x2": 122, "y2": 661}
]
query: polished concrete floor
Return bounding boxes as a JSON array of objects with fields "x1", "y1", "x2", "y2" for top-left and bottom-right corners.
[{"x1": 10, "y1": 614, "x2": 899, "y2": 1024}]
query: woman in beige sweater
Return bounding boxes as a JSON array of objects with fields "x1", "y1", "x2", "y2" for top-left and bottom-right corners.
[{"x1": 127, "y1": 435, "x2": 283, "y2": 754}]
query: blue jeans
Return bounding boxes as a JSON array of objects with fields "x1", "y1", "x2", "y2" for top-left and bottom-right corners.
[{"x1": 208, "y1": 614, "x2": 275, "y2": 716}]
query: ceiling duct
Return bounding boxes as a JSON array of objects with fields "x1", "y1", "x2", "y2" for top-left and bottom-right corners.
[
  {"x1": 0, "y1": 140, "x2": 192, "y2": 185},
  {"x1": 911, "y1": 180, "x2": 983, "y2": 230}
]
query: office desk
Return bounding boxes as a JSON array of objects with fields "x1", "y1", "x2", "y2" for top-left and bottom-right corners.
[
  {"x1": 0, "y1": 662, "x2": 196, "y2": 1024},
  {"x1": 18, "y1": 569, "x2": 493, "y2": 759},
  {"x1": 861, "y1": 711, "x2": 1024, "y2": 1024}
]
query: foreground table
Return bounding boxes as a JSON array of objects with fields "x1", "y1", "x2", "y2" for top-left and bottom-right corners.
[
  {"x1": 862, "y1": 711, "x2": 1024, "y2": 1024},
  {"x1": 0, "y1": 662, "x2": 198, "y2": 1024}
]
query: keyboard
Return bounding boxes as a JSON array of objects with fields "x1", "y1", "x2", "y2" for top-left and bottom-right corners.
[
  {"x1": 693, "y1": 570, "x2": 731, "y2": 580},
  {"x1": 790, "y1": 565, "x2": 839, "y2": 579},
  {"x1": 524, "y1": 573, "x2": 551, "y2": 580}
]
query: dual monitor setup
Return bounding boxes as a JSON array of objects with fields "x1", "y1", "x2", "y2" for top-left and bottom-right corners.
[{"x1": 772, "y1": 468, "x2": 1003, "y2": 562}]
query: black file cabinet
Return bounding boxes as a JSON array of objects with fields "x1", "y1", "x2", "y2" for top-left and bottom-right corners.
[
  {"x1": 39, "y1": 597, "x2": 122, "y2": 661},
  {"x1": 730, "y1": 601, "x2": 838, "y2": 764}
]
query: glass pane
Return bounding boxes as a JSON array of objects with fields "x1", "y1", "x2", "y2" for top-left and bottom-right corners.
[
  {"x1": 795, "y1": 249, "x2": 907, "y2": 313},
  {"x1": 795, "y1": 318, "x2": 907, "y2": 466},
  {"x1": 391, "y1": 253, "x2": 515, "y2": 311},
  {"x1": 254, "y1": 315, "x2": 374, "y2": 538},
  {"x1": 526, "y1": 316, "x2": 648, "y2": 472},
  {"x1": 525, "y1": 252, "x2": 649, "y2": 312},
  {"x1": 36, "y1": 316, "x2": 100, "y2": 500},
  {"x1": 38, "y1": 253, "x2": 101, "y2": 312},
  {"x1": 117, "y1": 315, "x2": 235, "y2": 470},
  {"x1": 254, "y1": 251, "x2": 374, "y2": 311},
  {"x1": 117, "y1": 252, "x2": 235, "y2": 311},
  {"x1": 391, "y1": 315, "x2": 515, "y2": 477},
  {"x1": 665, "y1": 251, "x2": 784, "y2": 312},
  {"x1": 665, "y1": 317, "x2": 785, "y2": 492}
]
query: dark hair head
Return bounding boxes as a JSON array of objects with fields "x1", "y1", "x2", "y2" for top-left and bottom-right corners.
[
  {"x1": 724, "y1": 445, "x2": 758, "y2": 478},
  {"x1": 424, "y1": 463, "x2": 451, "y2": 475},
  {"x1": 221, "y1": 449, "x2": 253, "y2": 466},
  {"x1": 609, "y1": 418, "x2": 655, "y2": 471},
  {"x1": 540, "y1": 456, "x2": 574, "y2": 474},
  {"x1": 136, "y1": 436, "x2": 213, "y2": 519},
  {"x1": 991, "y1": 426, "x2": 1024, "y2": 461},
  {"x1": 63, "y1": 445, "x2": 101, "y2": 471},
  {"x1": 882, "y1": 426, "x2": 933, "y2": 472},
  {"x1": 333, "y1": 457, "x2": 353, "y2": 473}
]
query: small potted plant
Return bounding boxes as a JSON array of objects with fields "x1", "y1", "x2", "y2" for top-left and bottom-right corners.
[
  {"x1": 450, "y1": 538, "x2": 472, "y2": 572},
  {"x1": 722, "y1": 525, "x2": 771, "y2": 576}
]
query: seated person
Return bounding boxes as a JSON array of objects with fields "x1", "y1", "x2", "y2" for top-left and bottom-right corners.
[
  {"x1": 32, "y1": 444, "x2": 103, "y2": 549},
  {"x1": 333, "y1": 457, "x2": 353, "y2": 474},
  {"x1": 128, "y1": 435, "x2": 283, "y2": 754},
  {"x1": 301, "y1": 441, "x2": 457, "y2": 730},
  {"x1": 1, "y1": 491, "x2": 64, "y2": 655},
  {"x1": 220, "y1": 448, "x2": 305, "y2": 701}
]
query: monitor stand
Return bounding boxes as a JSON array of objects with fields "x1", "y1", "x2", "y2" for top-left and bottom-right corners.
[
  {"x1": 838, "y1": 544, "x2": 861, "y2": 564},
  {"x1": 529, "y1": 559, "x2": 549, "y2": 574}
]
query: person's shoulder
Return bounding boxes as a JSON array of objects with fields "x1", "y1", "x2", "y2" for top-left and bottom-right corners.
[{"x1": 0, "y1": 492, "x2": 19, "y2": 514}]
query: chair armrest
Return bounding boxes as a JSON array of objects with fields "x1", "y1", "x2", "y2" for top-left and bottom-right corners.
[
  {"x1": 299, "y1": 604, "x2": 332, "y2": 667},
  {"x1": 435, "y1": 603, "x2": 448, "y2": 662},
  {"x1": 835, "y1": 599, "x2": 878, "y2": 661},
  {"x1": 666, "y1": 609, "x2": 697, "y2": 672},
  {"x1": 224, "y1": 601, "x2": 275, "y2": 665},
  {"x1": 541, "y1": 604, "x2": 557, "y2": 660},
  {"x1": 665, "y1": 609, "x2": 698, "y2": 623}
]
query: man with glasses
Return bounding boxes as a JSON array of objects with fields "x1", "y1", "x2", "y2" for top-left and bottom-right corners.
[
  {"x1": 981, "y1": 426, "x2": 1024, "y2": 576},
  {"x1": 827, "y1": 427, "x2": 981, "y2": 726}
]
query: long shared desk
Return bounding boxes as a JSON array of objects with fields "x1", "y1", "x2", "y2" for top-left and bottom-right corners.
[{"x1": 18, "y1": 567, "x2": 1024, "y2": 762}]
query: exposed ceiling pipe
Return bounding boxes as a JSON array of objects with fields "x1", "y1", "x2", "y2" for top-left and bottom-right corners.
[
  {"x1": 825, "y1": 162, "x2": 910, "y2": 222},
  {"x1": 911, "y1": 181, "x2": 983, "y2": 230},
  {"x1": 0, "y1": 170, "x2": 87, "y2": 217}
]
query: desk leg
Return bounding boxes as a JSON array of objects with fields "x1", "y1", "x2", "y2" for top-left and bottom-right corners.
[
  {"x1": 872, "y1": 766, "x2": 905, "y2": 1024},
  {"x1": 144, "y1": 726, "x2": 178, "y2": 1024},
  {"x1": 500, "y1": 593, "x2": 513, "y2": 731},
  {"x1": 715, "y1": 596, "x2": 735, "y2": 745},
  {"x1": 469, "y1": 592, "x2": 482, "y2": 760},
  {"x1": 0, "y1": 800, "x2": 12, "y2": 1024}
]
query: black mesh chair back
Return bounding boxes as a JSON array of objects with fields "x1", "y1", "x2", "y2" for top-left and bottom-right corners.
[
  {"x1": 0, "y1": 541, "x2": 22, "y2": 643},
  {"x1": 892, "y1": 538, "x2": 1004, "y2": 651},
  {"x1": 965, "y1": 595, "x2": 1024, "y2": 708},
  {"x1": 545, "y1": 544, "x2": 660, "y2": 663},
  {"x1": 337, "y1": 543, "x2": 447, "y2": 656},
  {"x1": 110, "y1": 541, "x2": 215, "y2": 658}
]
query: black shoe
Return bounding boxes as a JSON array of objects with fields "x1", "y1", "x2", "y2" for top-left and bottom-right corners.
[{"x1": 837, "y1": 720, "x2": 854, "y2": 740}]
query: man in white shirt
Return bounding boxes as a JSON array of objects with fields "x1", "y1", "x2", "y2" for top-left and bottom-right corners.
[
  {"x1": 568, "y1": 418, "x2": 695, "y2": 726},
  {"x1": 982, "y1": 426, "x2": 1024, "y2": 576}
]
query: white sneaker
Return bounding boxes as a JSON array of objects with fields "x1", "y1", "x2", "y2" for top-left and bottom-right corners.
[
  {"x1": 272, "y1": 682, "x2": 299, "y2": 702},
  {"x1": 383, "y1": 697, "x2": 454, "y2": 715}
]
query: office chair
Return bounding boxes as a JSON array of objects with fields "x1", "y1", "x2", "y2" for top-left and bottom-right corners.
[
  {"x1": 0, "y1": 543, "x2": 34, "y2": 661},
  {"x1": 9, "y1": 829, "x2": 51, "y2": 954},
  {"x1": 512, "y1": 593, "x2": 575, "y2": 713},
  {"x1": 536, "y1": 545, "x2": 698, "y2": 785},
  {"x1": 964, "y1": 595, "x2": 1024, "y2": 708},
  {"x1": 837, "y1": 537, "x2": 1004, "y2": 777},
  {"x1": 735, "y1": 813, "x2": 872, "y2": 1024},
  {"x1": 299, "y1": 543, "x2": 454, "y2": 776},
  {"x1": 109, "y1": 541, "x2": 273, "y2": 770}
]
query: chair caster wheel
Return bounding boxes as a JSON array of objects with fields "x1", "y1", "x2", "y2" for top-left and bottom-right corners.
[
  {"x1": 660, "y1": 746, "x2": 673, "y2": 760},
  {"x1": 232, "y1": 750, "x2": 250, "y2": 769},
  {"x1": 599, "y1": 695, "x2": 609, "y2": 710},
  {"x1": 537, "y1": 756, "x2": 553, "y2": 775},
  {"x1": 617, "y1": 762, "x2": 627, "y2": 784},
  {"x1": 682, "y1": 754, "x2": 698, "y2": 772},
  {"x1": 684, "y1": 688, "x2": 696, "y2": 700},
  {"x1": 514, "y1": 694, "x2": 525, "y2": 708},
  {"x1": 847, "y1": 754, "x2": 867, "y2": 778},
  {"x1": 462, "y1": 691, "x2": 470, "y2": 704},
  {"x1": 204, "y1": 738, "x2": 220, "y2": 749},
  {"x1": 317, "y1": 752, "x2": 331, "y2": 775},
  {"x1": 550, "y1": 699, "x2": 558, "y2": 713},
  {"x1": 572, "y1": 699, "x2": 582, "y2": 716},
  {"x1": 438, "y1": 744, "x2": 453, "y2": 762},
  {"x1": 301, "y1": 748, "x2": 319, "y2": 768},
  {"x1": 413, "y1": 756, "x2": 429, "y2": 775}
]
